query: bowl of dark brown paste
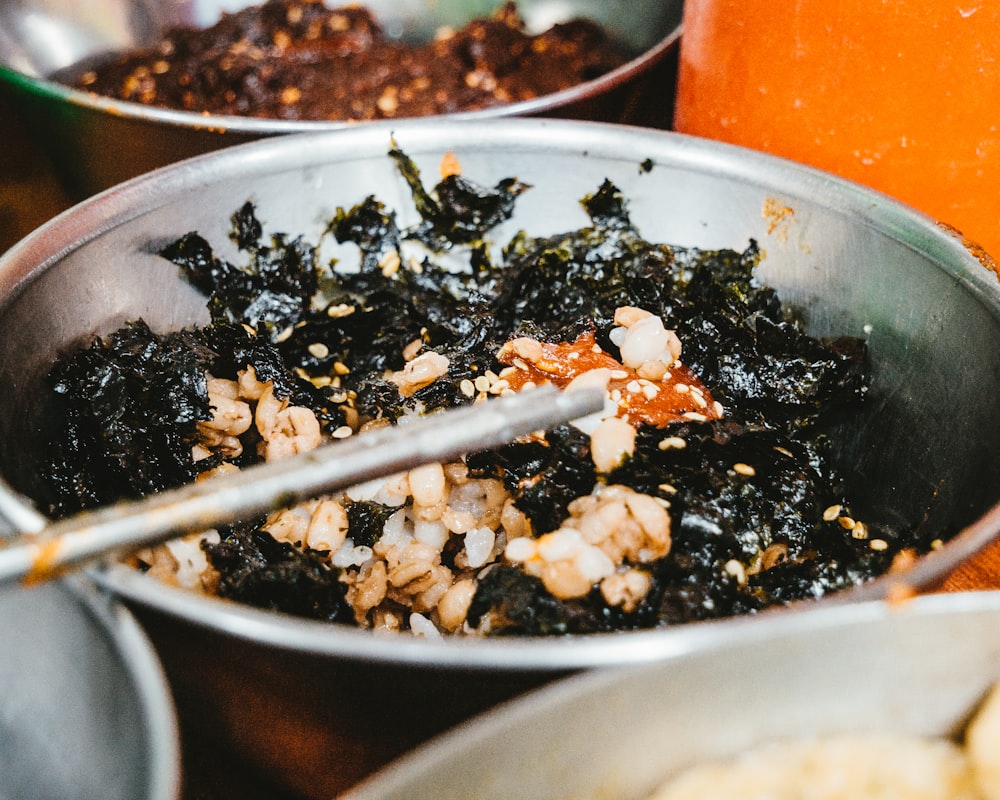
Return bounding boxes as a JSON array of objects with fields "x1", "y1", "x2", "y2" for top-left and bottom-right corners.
[
  {"x1": 1, "y1": 118, "x2": 998, "y2": 797},
  {"x1": 0, "y1": 0, "x2": 681, "y2": 197}
]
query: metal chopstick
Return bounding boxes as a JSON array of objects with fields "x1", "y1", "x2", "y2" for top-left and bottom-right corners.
[{"x1": 0, "y1": 385, "x2": 604, "y2": 585}]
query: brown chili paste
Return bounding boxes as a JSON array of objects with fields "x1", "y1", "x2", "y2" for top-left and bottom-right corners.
[{"x1": 72, "y1": 0, "x2": 631, "y2": 121}]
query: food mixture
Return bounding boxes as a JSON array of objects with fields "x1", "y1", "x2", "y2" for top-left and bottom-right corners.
[
  {"x1": 35, "y1": 144, "x2": 926, "y2": 637},
  {"x1": 649, "y1": 683, "x2": 1000, "y2": 800},
  {"x1": 69, "y1": 0, "x2": 630, "y2": 120}
]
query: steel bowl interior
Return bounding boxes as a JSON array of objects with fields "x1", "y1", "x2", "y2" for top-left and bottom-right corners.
[
  {"x1": 0, "y1": 0, "x2": 682, "y2": 196},
  {"x1": 0, "y1": 575, "x2": 180, "y2": 800},
  {"x1": 1, "y1": 118, "x2": 1000, "y2": 795},
  {"x1": 340, "y1": 589, "x2": 1000, "y2": 800}
]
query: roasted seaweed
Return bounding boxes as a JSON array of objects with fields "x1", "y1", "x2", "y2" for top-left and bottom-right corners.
[
  {"x1": 204, "y1": 523, "x2": 354, "y2": 623},
  {"x1": 36, "y1": 145, "x2": 886, "y2": 633},
  {"x1": 40, "y1": 321, "x2": 214, "y2": 517}
]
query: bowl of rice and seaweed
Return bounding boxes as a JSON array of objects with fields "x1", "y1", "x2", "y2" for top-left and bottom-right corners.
[{"x1": 1, "y1": 118, "x2": 999, "y2": 796}]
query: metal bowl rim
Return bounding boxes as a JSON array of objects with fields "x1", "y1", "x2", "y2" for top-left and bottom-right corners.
[
  {"x1": 57, "y1": 575, "x2": 182, "y2": 800},
  {"x1": 340, "y1": 588, "x2": 1000, "y2": 798},
  {"x1": 2, "y1": 117, "x2": 999, "y2": 669}
]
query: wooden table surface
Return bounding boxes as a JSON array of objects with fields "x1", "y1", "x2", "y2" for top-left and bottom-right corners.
[{"x1": 5, "y1": 90, "x2": 1000, "y2": 800}]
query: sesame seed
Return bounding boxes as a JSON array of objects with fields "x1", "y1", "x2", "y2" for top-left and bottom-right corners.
[
  {"x1": 869, "y1": 538, "x2": 888, "y2": 551},
  {"x1": 626, "y1": 380, "x2": 642, "y2": 393},
  {"x1": 610, "y1": 389, "x2": 622, "y2": 402},
  {"x1": 567, "y1": 351, "x2": 580, "y2": 360},
  {"x1": 242, "y1": 323, "x2": 258, "y2": 336},
  {"x1": 311, "y1": 375, "x2": 333, "y2": 387},
  {"x1": 773, "y1": 446, "x2": 794, "y2": 458},
  {"x1": 513, "y1": 358, "x2": 529, "y2": 371},
  {"x1": 379, "y1": 250, "x2": 401, "y2": 276},
  {"x1": 852, "y1": 522, "x2": 868, "y2": 540},
  {"x1": 328, "y1": 13, "x2": 350, "y2": 31},
  {"x1": 692, "y1": 393, "x2": 708, "y2": 408},
  {"x1": 327, "y1": 303, "x2": 356, "y2": 318},
  {"x1": 610, "y1": 370, "x2": 629, "y2": 380},
  {"x1": 333, "y1": 361, "x2": 350, "y2": 376},
  {"x1": 376, "y1": 86, "x2": 399, "y2": 115},
  {"x1": 642, "y1": 384, "x2": 659, "y2": 400},
  {"x1": 838, "y1": 516, "x2": 856, "y2": 530},
  {"x1": 930, "y1": 538, "x2": 944, "y2": 550},
  {"x1": 724, "y1": 559, "x2": 747, "y2": 583},
  {"x1": 332, "y1": 426, "x2": 354, "y2": 439},
  {"x1": 823, "y1": 504, "x2": 842, "y2": 522},
  {"x1": 676, "y1": 383, "x2": 690, "y2": 394},
  {"x1": 279, "y1": 86, "x2": 301, "y2": 105},
  {"x1": 474, "y1": 375, "x2": 491, "y2": 392},
  {"x1": 460, "y1": 379, "x2": 476, "y2": 398},
  {"x1": 683, "y1": 412, "x2": 708, "y2": 422},
  {"x1": 489, "y1": 379, "x2": 510, "y2": 394},
  {"x1": 658, "y1": 437, "x2": 687, "y2": 450},
  {"x1": 713, "y1": 401, "x2": 724, "y2": 416},
  {"x1": 733, "y1": 462, "x2": 755, "y2": 477},
  {"x1": 307, "y1": 342, "x2": 330, "y2": 359},
  {"x1": 402, "y1": 338, "x2": 423, "y2": 362},
  {"x1": 658, "y1": 482, "x2": 677, "y2": 494}
]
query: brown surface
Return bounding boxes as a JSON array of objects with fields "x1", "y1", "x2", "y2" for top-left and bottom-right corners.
[
  {"x1": 5, "y1": 89, "x2": 1000, "y2": 800},
  {"x1": 0, "y1": 94, "x2": 73, "y2": 255},
  {"x1": 937, "y1": 537, "x2": 1000, "y2": 594}
]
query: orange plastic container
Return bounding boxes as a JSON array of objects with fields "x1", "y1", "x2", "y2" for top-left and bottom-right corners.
[{"x1": 674, "y1": 1, "x2": 1000, "y2": 258}]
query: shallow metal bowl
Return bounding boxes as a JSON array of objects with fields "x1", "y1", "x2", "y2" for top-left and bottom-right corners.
[
  {"x1": 0, "y1": 0, "x2": 682, "y2": 198},
  {"x1": 0, "y1": 576, "x2": 180, "y2": 800},
  {"x1": 341, "y1": 589, "x2": 1000, "y2": 799},
  {"x1": 0, "y1": 118, "x2": 999, "y2": 795}
]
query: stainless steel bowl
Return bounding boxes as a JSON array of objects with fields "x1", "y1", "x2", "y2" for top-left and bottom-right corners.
[
  {"x1": 0, "y1": 118, "x2": 999, "y2": 796},
  {"x1": 340, "y1": 589, "x2": 1000, "y2": 799},
  {"x1": 0, "y1": 0, "x2": 682, "y2": 198},
  {"x1": 0, "y1": 575, "x2": 181, "y2": 800}
]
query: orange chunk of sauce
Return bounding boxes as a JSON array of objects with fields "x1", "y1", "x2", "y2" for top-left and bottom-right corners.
[
  {"x1": 499, "y1": 331, "x2": 721, "y2": 428},
  {"x1": 23, "y1": 537, "x2": 66, "y2": 585}
]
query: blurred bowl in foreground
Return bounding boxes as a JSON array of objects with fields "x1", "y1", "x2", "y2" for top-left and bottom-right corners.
[
  {"x1": 0, "y1": 118, "x2": 1000, "y2": 796},
  {"x1": 0, "y1": 576, "x2": 180, "y2": 800},
  {"x1": 0, "y1": 0, "x2": 682, "y2": 198},
  {"x1": 340, "y1": 589, "x2": 1000, "y2": 799}
]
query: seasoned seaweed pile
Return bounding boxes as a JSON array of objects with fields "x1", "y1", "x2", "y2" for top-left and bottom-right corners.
[{"x1": 37, "y1": 145, "x2": 909, "y2": 635}]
